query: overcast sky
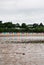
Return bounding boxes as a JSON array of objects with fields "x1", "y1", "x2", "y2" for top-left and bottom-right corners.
[{"x1": 0, "y1": 0, "x2": 44, "y2": 24}]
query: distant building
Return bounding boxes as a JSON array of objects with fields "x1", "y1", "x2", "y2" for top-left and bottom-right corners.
[{"x1": 28, "y1": 24, "x2": 33, "y2": 28}]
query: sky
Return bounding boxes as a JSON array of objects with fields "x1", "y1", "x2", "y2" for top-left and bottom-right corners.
[{"x1": 0, "y1": 0, "x2": 44, "y2": 24}]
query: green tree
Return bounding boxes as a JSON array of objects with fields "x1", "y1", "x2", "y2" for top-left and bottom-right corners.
[
  {"x1": 21, "y1": 23, "x2": 27, "y2": 28},
  {"x1": 39, "y1": 23, "x2": 43, "y2": 27},
  {"x1": 4, "y1": 22, "x2": 12, "y2": 28},
  {"x1": 15, "y1": 23, "x2": 20, "y2": 27},
  {"x1": 0, "y1": 21, "x2": 2, "y2": 24},
  {"x1": 0, "y1": 21, "x2": 3, "y2": 28},
  {"x1": 33, "y1": 23, "x2": 38, "y2": 28}
]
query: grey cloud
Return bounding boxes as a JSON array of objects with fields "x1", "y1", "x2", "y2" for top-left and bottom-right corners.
[{"x1": 0, "y1": 0, "x2": 44, "y2": 24}]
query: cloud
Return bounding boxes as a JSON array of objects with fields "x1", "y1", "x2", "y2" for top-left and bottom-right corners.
[
  {"x1": 0, "y1": 0, "x2": 44, "y2": 10},
  {"x1": 0, "y1": 0, "x2": 44, "y2": 24}
]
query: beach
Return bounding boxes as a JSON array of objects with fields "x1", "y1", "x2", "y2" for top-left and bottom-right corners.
[
  {"x1": 0, "y1": 43, "x2": 44, "y2": 65},
  {"x1": 0, "y1": 33, "x2": 44, "y2": 37},
  {"x1": 0, "y1": 33, "x2": 44, "y2": 43},
  {"x1": 0, "y1": 33, "x2": 44, "y2": 65}
]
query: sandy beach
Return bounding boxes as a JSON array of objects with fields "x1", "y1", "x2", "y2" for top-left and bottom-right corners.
[
  {"x1": 0, "y1": 33, "x2": 44, "y2": 37},
  {"x1": 0, "y1": 33, "x2": 44, "y2": 43},
  {"x1": 0, "y1": 43, "x2": 44, "y2": 65},
  {"x1": 0, "y1": 33, "x2": 44, "y2": 65}
]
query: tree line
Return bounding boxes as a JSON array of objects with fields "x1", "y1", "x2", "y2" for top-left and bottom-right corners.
[{"x1": 0, "y1": 21, "x2": 44, "y2": 33}]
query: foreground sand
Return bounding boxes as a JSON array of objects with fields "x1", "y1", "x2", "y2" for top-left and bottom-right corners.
[
  {"x1": 0, "y1": 43, "x2": 44, "y2": 65},
  {"x1": 0, "y1": 34, "x2": 44, "y2": 65}
]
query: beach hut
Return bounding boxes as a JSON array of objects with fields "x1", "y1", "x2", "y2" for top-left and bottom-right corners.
[{"x1": 17, "y1": 33, "x2": 20, "y2": 36}]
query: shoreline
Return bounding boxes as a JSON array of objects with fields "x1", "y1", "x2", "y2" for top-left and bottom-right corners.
[
  {"x1": 0, "y1": 33, "x2": 44, "y2": 37},
  {"x1": 0, "y1": 33, "x2": 44, "y2": 43}
]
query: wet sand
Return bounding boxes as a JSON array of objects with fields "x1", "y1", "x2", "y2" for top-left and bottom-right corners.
[{"x1": 0, "y1": 43, "x2": 44, "y2": 65}]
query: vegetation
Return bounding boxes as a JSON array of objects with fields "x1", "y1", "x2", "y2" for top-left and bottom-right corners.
[{"x1": 0, "y1": 21, "x2": 44, "y2": 33}]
